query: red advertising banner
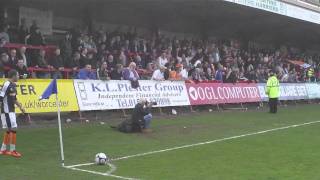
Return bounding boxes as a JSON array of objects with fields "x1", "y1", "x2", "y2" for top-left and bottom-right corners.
[{"x1": 186, "y1": 83, "x2": 261, "y2": 105}]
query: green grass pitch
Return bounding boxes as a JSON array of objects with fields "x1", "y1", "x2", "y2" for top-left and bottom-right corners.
[{"x1": 1, "y1": 104, "x2": 320, "y2": 180}]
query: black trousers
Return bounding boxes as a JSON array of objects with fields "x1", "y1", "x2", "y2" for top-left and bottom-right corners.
[{"x1": 269, "y1": 98, "x2": 278, "y2": 113}]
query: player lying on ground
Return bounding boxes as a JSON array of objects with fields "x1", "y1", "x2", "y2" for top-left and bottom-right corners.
[{"x1": 0, "y1": 70, "x2": 27, "y2": 158}]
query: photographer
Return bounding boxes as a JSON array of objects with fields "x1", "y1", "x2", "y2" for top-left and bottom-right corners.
[
  {"x1": 132, "y1": 99, "x2": 154, "y2": 132},
  {"x1": 116, "y1": 98, "x2": 155, "y2": 133}
]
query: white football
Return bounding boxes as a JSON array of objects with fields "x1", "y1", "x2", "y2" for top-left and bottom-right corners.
[{"x1": 95, "y1": 153, "x2": 108, "y2": 165}]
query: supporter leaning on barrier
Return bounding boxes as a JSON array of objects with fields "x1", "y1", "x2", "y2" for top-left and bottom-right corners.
[{"x1": 77, "y1": 64, "x2": 97, "y2": 80}]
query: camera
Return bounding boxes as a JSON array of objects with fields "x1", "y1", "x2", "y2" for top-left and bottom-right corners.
[{"x1": 146, "y1": 101, "x2": 157, "y2": 106}]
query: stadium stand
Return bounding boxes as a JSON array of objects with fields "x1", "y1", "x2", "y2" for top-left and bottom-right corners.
[{"x1": 0, "y1": 2, "x2": 320, "y2": 84}]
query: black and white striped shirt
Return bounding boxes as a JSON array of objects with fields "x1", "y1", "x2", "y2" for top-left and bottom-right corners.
[{"x1": 0, "y1": 81, "x2": 17, "y2": 113}]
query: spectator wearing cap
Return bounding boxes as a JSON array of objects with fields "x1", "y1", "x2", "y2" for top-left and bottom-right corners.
[
  {"x1": 123, "y1": 62, "x2": 139, "y2": 81},
  {"x1": 110, "y1": 64, "x2": 124, "y2": 80},
  {"x1": 0, "y1": 24, "x2": 10, "y2": 43},
  {"x1": 49, "y1": 48, "x2": 64, "y2": 79},
  {"x1": 151, "y1": 66, "x2": 166, "y2": 81},
  {"x1": 15, "y1": 59, "x2": 29, "y2": 79},
  {"x1": 77, "y1": 64, "x2": 97, "y2": 80}
]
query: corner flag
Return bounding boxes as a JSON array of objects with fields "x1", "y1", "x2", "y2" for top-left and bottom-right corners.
[
  {"x1": 39, "y1": 79, "x2": 65, "y2": 166},
  {"x1": 40, "y1": 79, "x2": 57, "y2": 100}
]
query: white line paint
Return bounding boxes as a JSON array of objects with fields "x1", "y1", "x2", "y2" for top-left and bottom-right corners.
[
  {"x1": 64, "y1": 166, "x2": 139, "y2": 180},
  {"x1": 111, "y1": 120, "x2": 320, "y2": 161},
  {"x1": 66, "y1": 162, "x2": 94, "y2": 168},
  {"x1": 65, "y1": 120, "x2": 320, "y2": 178},
  {"x1": 106, "y1": 163, "x2": 117, "y2": 175}
]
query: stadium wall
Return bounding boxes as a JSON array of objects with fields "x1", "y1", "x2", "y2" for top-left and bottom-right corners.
[{"x1": 0, "y1": 79, "x2": 319, "y2": 113}]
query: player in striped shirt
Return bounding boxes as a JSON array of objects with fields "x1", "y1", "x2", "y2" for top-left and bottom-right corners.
[{"x1": 0, "y1": 70, "x2": 26, "y2": 158}]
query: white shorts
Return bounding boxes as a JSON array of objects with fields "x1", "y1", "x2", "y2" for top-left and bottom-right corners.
[{"x1": 1, "y1": 113, "x2": 17, "y2": 129}]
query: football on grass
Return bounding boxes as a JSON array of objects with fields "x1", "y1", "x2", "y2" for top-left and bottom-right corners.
[{"x1": 95, "y1": 153, "x2": 108, "y2": 165}]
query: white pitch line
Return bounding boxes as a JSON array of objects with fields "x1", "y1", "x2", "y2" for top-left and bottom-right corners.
[
  {"x1": 111, "y1": 120, "x2": 320, "y2": 161},
  {"x1": 66, "y1": 162, "x2": 94, "y2": 168},
  {"x1": 106, "y1": 163, "x2": 117, "y2": 175},
  {"x1": 65, "y1": 120, "x2": 320, "y2": 177},
  {"x1": 64, "y1": 166, "x2": 139, "y2": 180}
]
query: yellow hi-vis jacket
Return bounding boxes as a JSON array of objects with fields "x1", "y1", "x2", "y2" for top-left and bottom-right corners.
[
  {"x1": 265, "y1": 75, "x2": 280, "y2": 98},
  {"x1": 307, "y1": 68, "x2": 314, "y2": 77}
]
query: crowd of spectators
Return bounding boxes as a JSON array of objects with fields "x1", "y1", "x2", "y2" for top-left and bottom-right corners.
[{"x1": 1, "y1": 20, "x2": 320, "y2": 83}]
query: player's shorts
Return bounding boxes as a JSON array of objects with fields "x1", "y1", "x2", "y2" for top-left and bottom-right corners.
[{"x1": 1, "y1": 113, "x2": 17, "y2": 129}]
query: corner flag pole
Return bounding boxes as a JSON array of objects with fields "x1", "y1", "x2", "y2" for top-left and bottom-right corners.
[
  {"x1": 56, "y1": 93, "x2": 65, "y2": 167},
  {"x1": 40, "y1": 79, "x2": 65, "y2": 167}
]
